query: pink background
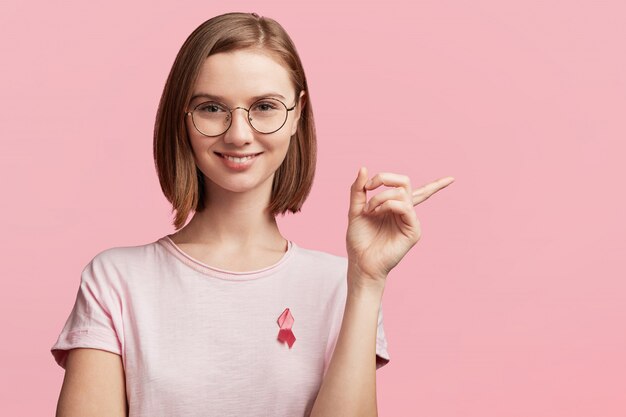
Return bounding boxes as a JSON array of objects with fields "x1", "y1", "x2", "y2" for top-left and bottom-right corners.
[{"x1": 1, "y1": 0, "x2": 624, "y2": 415}]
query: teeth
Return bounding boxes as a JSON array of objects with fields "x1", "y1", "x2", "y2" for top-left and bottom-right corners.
[{"x1": 223, "y1": 154, "x2": 255, "y2": 163}]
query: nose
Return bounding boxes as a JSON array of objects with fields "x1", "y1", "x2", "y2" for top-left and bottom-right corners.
[{"x1": 223, "y1": 107, "x2": 254, "y2": 145}]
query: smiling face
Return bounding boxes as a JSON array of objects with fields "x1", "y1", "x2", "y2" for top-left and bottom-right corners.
[{"x1": 185, "y1": 48, "x2": 304, "y2": 200}]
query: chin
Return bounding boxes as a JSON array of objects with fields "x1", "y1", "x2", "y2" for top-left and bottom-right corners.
[{"x1": 205, "y1": 174, "x2": 275, "y2": 195}]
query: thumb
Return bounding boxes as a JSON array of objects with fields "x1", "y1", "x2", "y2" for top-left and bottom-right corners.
[{"x1": 348, "y1": 166, "x2": 368, "y2": 219}]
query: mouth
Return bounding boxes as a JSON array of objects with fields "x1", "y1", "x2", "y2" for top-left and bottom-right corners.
[{"x1": 214, "y1": 151, "x2": 263, "y2": 163}]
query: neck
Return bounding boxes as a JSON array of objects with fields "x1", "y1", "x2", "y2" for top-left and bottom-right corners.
[{"x1": 175, "y1": 177, "x2": 285, "y2": 250}]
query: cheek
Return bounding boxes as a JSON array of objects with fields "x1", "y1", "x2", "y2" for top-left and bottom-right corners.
[
  {"x1": 185, "y1": 117, "x2": 205, "y2": 143},
  {"x1": 187, "y1": 135, "x2": 201, "y2": 161},
  {"x1": 277, "y1": 132, "x2": 293, "y2": 154},
  {"x1": 278, "y1": 137, "x2": 293, "y2": 165},
  {"x1": 289, "y1": 118, "x2": 299, "y2": 136},
  {"x1": 187, "y1": 132, "x2": 218, "y2": 167}
]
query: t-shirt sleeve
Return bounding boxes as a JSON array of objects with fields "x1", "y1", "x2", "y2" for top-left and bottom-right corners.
[
  {"x1": 50, "y1": 255, "x2": 124, "y2": 369},
  {"x1": 375, "y1": 301, "x2": 390, "y2": 369}
]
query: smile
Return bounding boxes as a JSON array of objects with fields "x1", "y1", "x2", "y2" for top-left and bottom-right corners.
[
  {"x1": 223, "y1": 154, "x2": 255, "y2": 162},
  {"x1": 214, "y1": 152, "x2": 263, "y2": 171}
]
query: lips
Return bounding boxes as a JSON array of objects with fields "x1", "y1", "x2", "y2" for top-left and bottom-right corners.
[
  {"x1": 214, "y1": 152, "x2": 263, "y2": 171},
  {"x1": 214, "y1": 151, "x2": 263, "y2": 158}
]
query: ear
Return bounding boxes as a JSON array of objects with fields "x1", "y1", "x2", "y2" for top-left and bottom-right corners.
[{"x1": 290, "y1": 90, "x2": 306, "y2": 136}]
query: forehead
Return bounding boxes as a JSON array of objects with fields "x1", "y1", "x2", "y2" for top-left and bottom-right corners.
[{"x1": 192, "y1": 49, "x2": 294, "y2": 104}]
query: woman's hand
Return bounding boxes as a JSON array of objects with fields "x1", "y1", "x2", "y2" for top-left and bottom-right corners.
[{"x1": 346, "y1": 166, "x2": 455, "y2": 289}]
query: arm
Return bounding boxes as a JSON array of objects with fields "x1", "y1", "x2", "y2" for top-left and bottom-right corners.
[
  {"x1": 309, "y1": 265, "x2": 385, "y2": 417},
  {"x1": 315, "y1": 166, "x2": 452, "y2": 416},
  {"x1": 56, "y1": 348, "x2": 128, "y2": 417}
]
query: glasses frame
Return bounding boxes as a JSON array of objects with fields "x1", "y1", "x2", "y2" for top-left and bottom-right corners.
[{"x1": 185, "y1": 97, "x2": 297, "y2": 137}]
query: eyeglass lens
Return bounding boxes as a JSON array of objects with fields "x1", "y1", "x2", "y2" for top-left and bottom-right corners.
[{"x1": 191, "y1": 98, "x2": 289, "y2": 136}]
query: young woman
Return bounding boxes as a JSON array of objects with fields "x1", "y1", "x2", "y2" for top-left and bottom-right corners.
[{"x1": 51, "y1": 12, "x2": 454, "y2": 417}]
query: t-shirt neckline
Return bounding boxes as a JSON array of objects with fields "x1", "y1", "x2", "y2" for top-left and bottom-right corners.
[{"x1": 157, "y1": 235, "x2": 297, "y2": 280}]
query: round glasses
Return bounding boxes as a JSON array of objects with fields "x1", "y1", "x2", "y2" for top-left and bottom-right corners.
[{"x1": 185, "y1": 97, "x2": 297, "y2": 137}]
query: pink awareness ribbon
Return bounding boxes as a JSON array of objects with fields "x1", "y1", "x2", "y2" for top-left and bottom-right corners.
[{"x1": 277, "y1": 308, "x2": 296, "y2": 348}]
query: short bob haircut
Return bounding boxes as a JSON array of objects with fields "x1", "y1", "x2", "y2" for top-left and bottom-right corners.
[{"x1": 154, "y1": 12, "x2": 316, "y2": 230}]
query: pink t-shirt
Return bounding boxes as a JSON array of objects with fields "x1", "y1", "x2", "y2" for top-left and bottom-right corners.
[{"x1": 51, "y1": 235, "x2": 390, "y2": 417}]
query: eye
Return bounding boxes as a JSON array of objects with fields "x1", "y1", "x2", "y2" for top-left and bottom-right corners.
[
  {"x1": 197, "y1": 101, "x2": 227, "y2": 113},
  {"x1": 252, "y1": 100, "x2": 280, "y2": 112}
]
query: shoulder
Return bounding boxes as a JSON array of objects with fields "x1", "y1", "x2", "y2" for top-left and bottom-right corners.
[
  {"x1": 292, "y1": 243, "x2": 348, "y2": 271},
  {"x1": 89, "y1": 237, "x2": 162, "y2": 266},
  {"x1": 80, "y1": 237, "x2": 163, "y2": 285},
  {"x1": 291, "y1": 243, "x2": 349, "y2": 294}
]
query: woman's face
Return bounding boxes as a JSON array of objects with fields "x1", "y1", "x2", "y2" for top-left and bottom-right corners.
[{"x1": 186, "y1": 48, "x2": 304, "y2": 199}]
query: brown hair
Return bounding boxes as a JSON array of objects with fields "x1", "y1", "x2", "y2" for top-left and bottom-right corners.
[{"x1": 153, "y1": 12, "x2": 316, "y2": 230}]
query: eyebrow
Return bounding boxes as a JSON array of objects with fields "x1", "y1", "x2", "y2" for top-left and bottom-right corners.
[{"x1": 190, "y1": 92, "x2": 287, "y2": 103}]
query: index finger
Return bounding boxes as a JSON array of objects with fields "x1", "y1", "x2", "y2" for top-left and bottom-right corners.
[{"x1": 412, "y1": 176, "x2": 455, "y2": 205}]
